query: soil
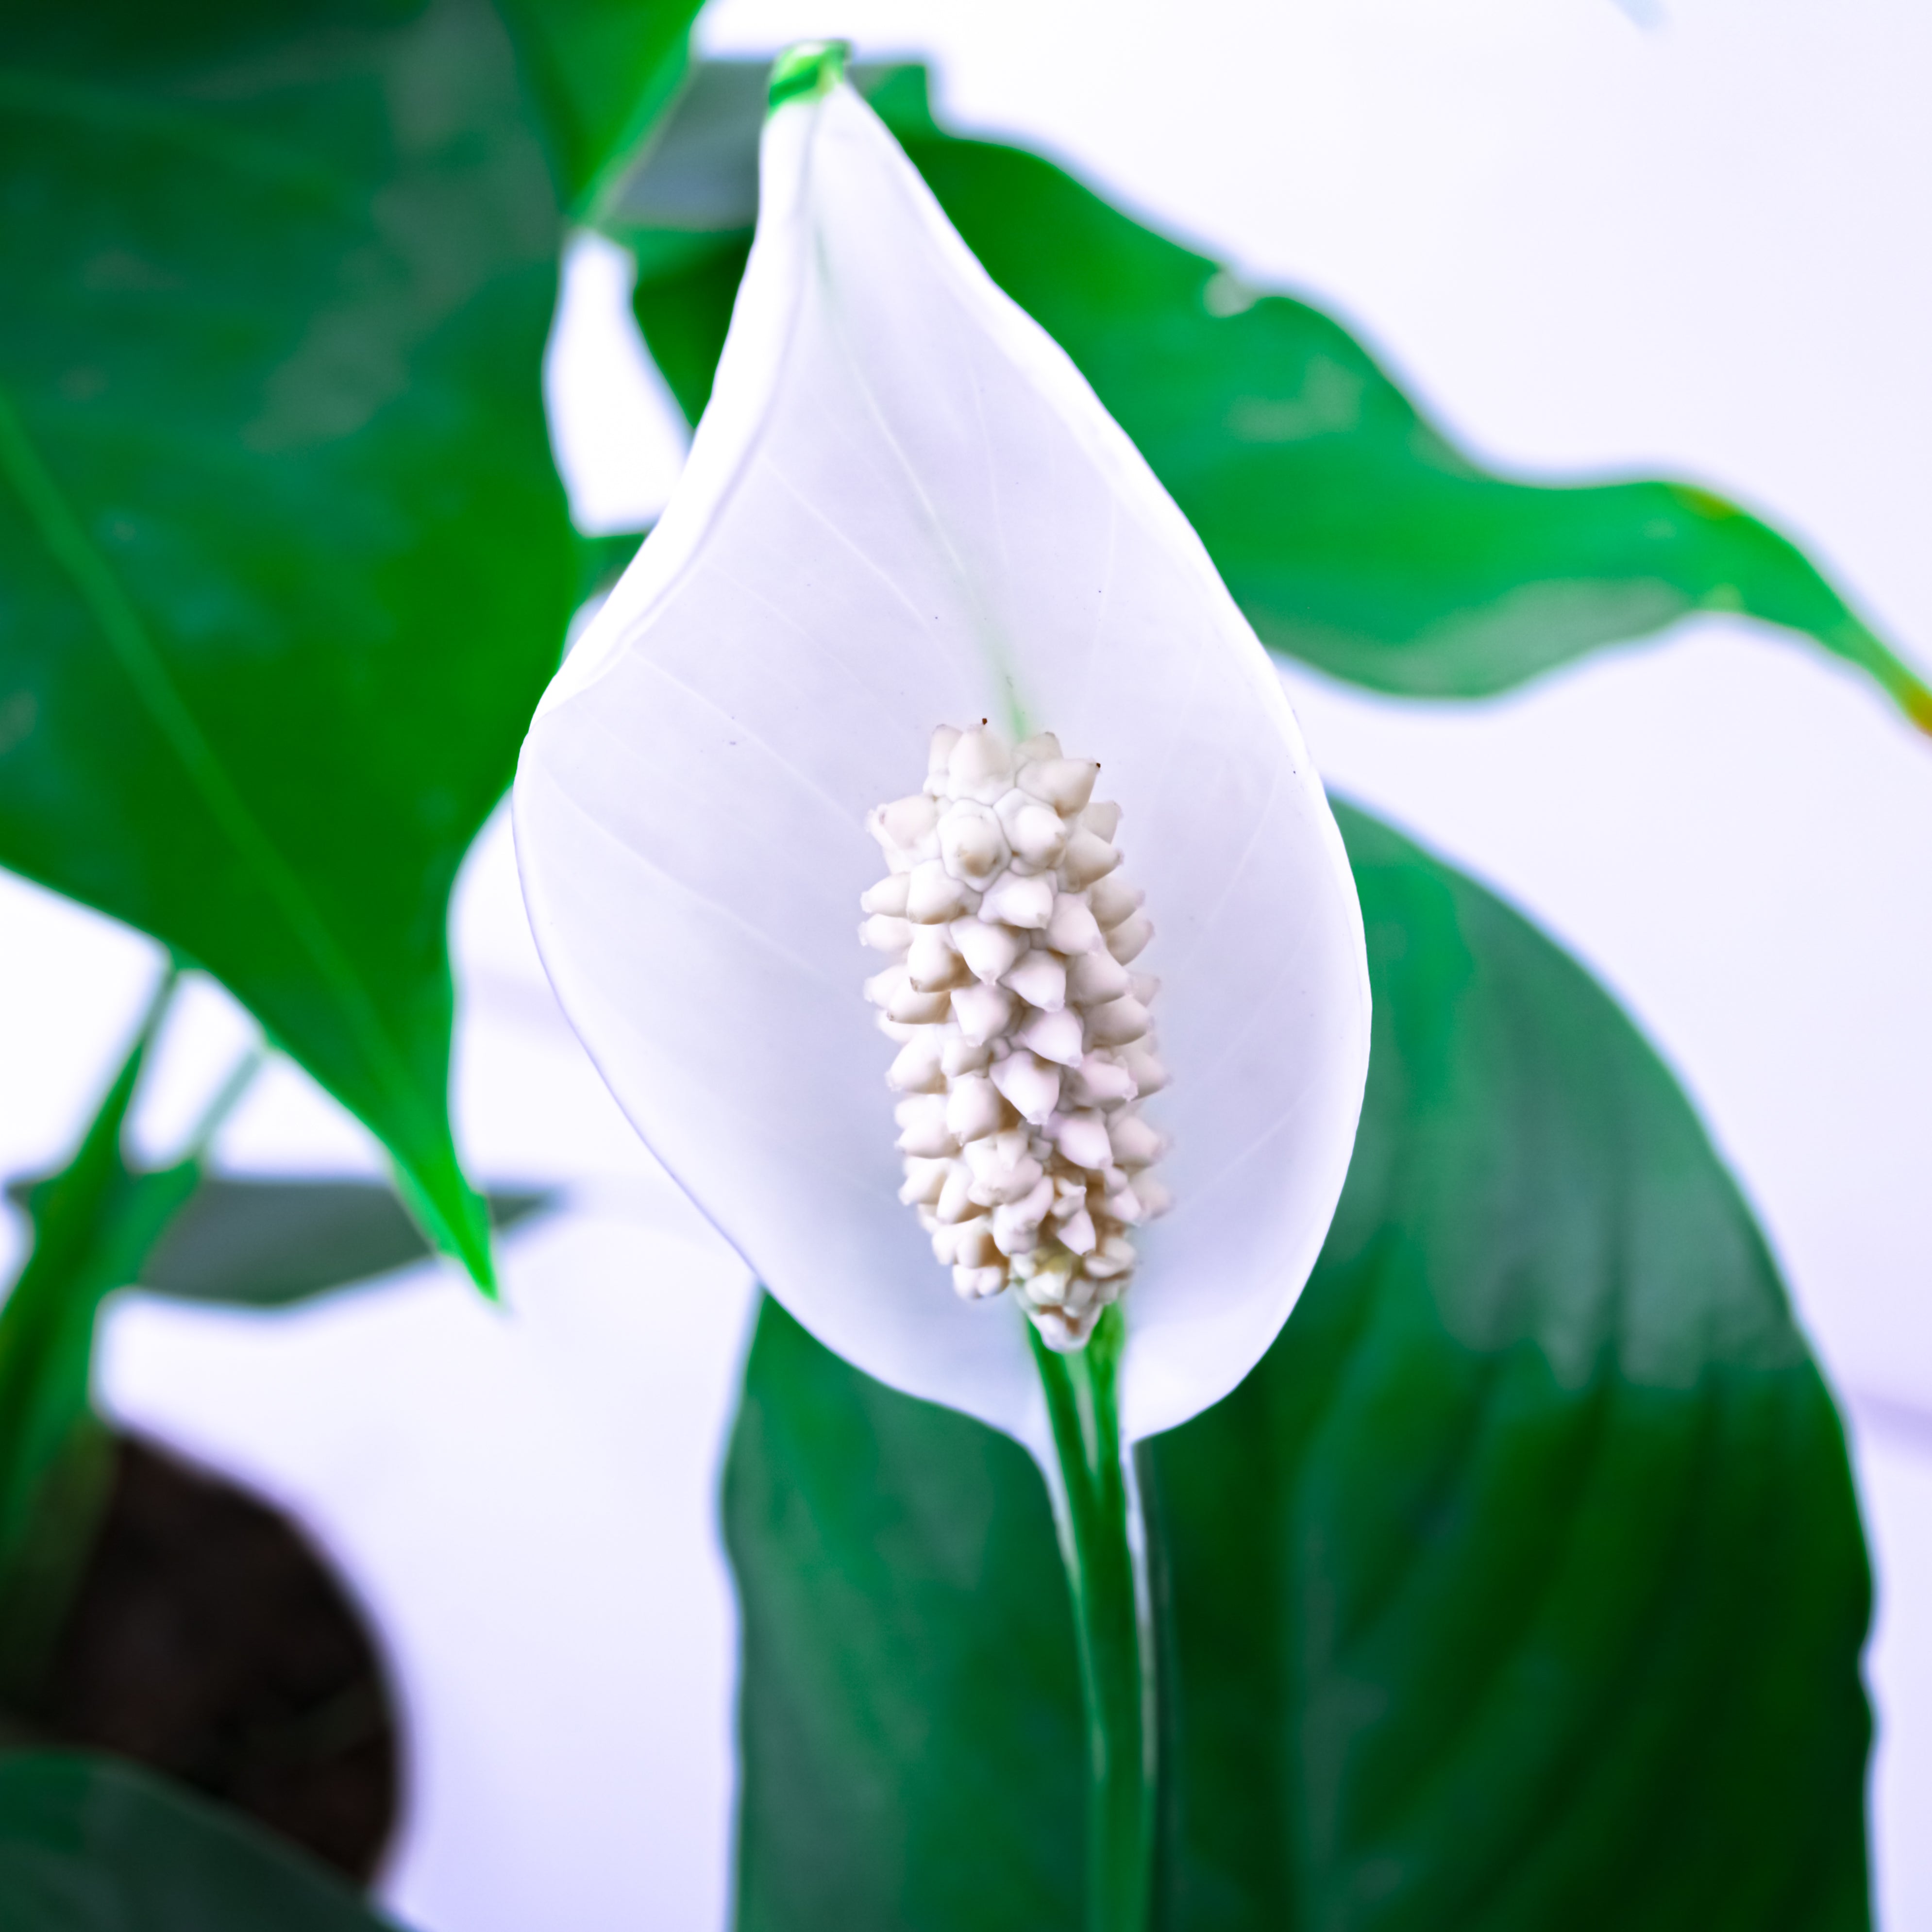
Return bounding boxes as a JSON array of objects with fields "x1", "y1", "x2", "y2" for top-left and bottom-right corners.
[{"x1": 16, "y1": 1433, "x2": 400, "y2": 1885}]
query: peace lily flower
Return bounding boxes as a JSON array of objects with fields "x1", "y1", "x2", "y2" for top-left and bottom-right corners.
[
  {"x1": 518, "y1": 47, "x2": 1370, "y2": 1931},
  {"x1": 513, "y1": 50, "x2": 1371, "y2": 1464}
]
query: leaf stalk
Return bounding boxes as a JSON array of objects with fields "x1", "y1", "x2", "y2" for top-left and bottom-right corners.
[{"x1": 1030, "y1": 1305, "x2": 1154, "y2": 1932}]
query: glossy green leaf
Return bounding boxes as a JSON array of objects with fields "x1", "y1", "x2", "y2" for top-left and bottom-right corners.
[
  {"x1": 0, "y1": 1750, "x2": 400, "y2": 1931},
  {"x1": 723, "y1": 804, "x2": 1871, "y2": 1930},
  {"x1": 611, "y1": 62, "x2": 1929, "y2": 733},
  {"x1": 0, "y1": 0, "x2": 577, "y2": 1287},
  {"x1": 725, "y1": 1296, "x2": 1082, "y2": 1932},
  {"x1": 496, "y1": 0, "x2": 705, "y2": 215},
  {"x1": 1153, "y1": 802, "x2": 1870, "y2": 1928}
]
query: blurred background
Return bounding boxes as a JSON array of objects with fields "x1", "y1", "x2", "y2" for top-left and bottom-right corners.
[{"x1": 3, "y1": 0, "x2": 1928, "y2": 1924}]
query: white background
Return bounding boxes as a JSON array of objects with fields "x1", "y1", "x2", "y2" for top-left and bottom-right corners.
[{"x1": 1, "y1": 0, "x2": 1927, "y2": 1924}]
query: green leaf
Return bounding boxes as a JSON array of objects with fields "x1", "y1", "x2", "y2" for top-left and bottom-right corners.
[
  {"x1": 0, "y1": 0, "x2": 578, "y2": 1288},
  {"x1": 722, "y1": 804, "x2": 1871, "y2": 1930},
  {"x1": 0, "y1": 977, "x2": 190, "y2": 1691},
  {"x1": 2, "y1": 1172, "x2": 553, "y2": 1311},
  {"x1": 495, "y1": 0, "x2": 706, "y2": 216},
  {"x1": 133, "y1": 1175, "x2": 552, "y2": 1308},
  {"x1": 574, "y1": 525, "x2": 650, "y2": 607},
  {"x1": 0, "y1": 1750, "x2": 401, "y2": 1931},
  {"x1": 725, "y1": 1296, "x2": 1083, "y2": 1932},
  {"x1": 1153, "y1": 801, "x2": 1871, "y2": 1928},
  {"x1": 610, "y1": 61, "x2": 1930, "y2": 734}
]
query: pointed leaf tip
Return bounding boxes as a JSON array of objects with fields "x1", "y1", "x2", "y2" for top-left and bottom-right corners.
[
  {"x1": 393, "y1": 1162, "x2": 499, "y2": 1299},
  {"x1": 768, "y1": 41, "x2": 849, "y2": 112}
]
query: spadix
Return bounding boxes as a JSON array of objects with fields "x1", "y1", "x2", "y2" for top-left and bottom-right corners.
[{"x1": 866, "y1": 723, "x2": 1168, "y2": 1351}]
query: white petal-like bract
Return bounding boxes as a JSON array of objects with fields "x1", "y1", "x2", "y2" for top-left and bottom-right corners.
[{"x1": 514, "y1": 67, "x2": 1370, "y2": 1454}]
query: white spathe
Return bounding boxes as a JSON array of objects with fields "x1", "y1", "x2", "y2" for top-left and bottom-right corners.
[{"x1": 513, "y1": 71, "x2": 1370, "y2": 1453}]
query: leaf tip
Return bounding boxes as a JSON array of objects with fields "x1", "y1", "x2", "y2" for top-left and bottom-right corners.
[
  {"x1": 455, "y1": 1216, "x2": 501, "y2": 1302},
  {"x1": 768, "y1": 40, "x2": 849, "y2": 113},
  {"x1": 393, "y1": 1160, "x2": 499, "y2": 1300}
]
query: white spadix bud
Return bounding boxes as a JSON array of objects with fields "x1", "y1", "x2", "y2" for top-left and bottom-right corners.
[
  {"x1": 1060, "y1": 830, "x2": 1121, "y2": 891},
  {"x1": 953, "y1": 917, "x2": 1028, "y2": 984},
  {"x1": 859, "y1": 914, "x2": 912, "y2": 952},
  {"x1": 1065, "y1": 1051, "x2": 1137, "y2": 1109},
  {"x1": 925, "y1": 725, "x2": 961, "y2": 793},
  {"x1": 895, "y1": 1094, "x2": 955, "y2": 1159},
  {"x1": 951, "y1": 981, "x2": 1016, "y2": 1045},
  {"x1": 1088, "y1": 874, "x2": 1143, "y2": 930},
  {"x1": 996, "y1": 791, "x2": 1070, "y2": 871},
  {"x1": 979, "y1": 870, "x2": 1055, "y2": 929},
  {"x1": 1120, "y1": 1041, "x2": 1169, "y2": 1096},
  {"x1": 941, "y1": 1035, "x2": 992, "y2": 1077},
  {"x1": 1052, "y1": 1109, "x2": 1114, "y2": 1172},
  {"x1": 899, "y1": 1158, "x2": 949, "y2": 1207},
  {"x1": 1086, "y1": 995, "x2": 1150, "y2": 1048},
  {"x1": 940, "y1": 802, "x2": 1009, "y2": 883},
  {"x1": 948, "y1": 725, "x2": 1013, "y2": 803},
  {"x1": 1066, "y1": 948, "x2": 1131, "y2": 1008},
  {"x1": 870, "y1": 793, "x2": 940, "y2": 870},
  {"x1": 890, "y1": 981, "x2": 951, "y2": 1025},
  {"x1": 1106, "y1": 912, "x2": 1154, "y2": 964},
  {"x1": 1056, "y1": 1206, "x2": 1097, "y2": 1256},
  {"x1": 1016, "y1": 1006, "x2": 1084, "y2": 1068},
  {"x1": 1019, "y1": 756, "x2": 1099, "y2": 815},
  {"x1": 905, "y1": 858, "x2": 978, "y2": 924},
  {"x1": 905, "y1": 925, "x2": 969, "y2": 992},
  {"x1": 945, "y1": 1072, "x2": 1009, "y2": 1143},
  {"x1": 991, "y1": 1048, "x2": 1062, "y2": 1125},
  {"x1": 887, "y1": 1031, "x2": 947, "y2": 1093},
  {"x1": 1001, "y1": 950, "x2": 1066, "y2": 1013},
  {"x1": 864, "y1": 724, "x2": 1169, "y2": 1351},
  {"x1": 1109, "y1": 1111, "x2": 1166, "y2": 1169},
  {"x1": 1044, "y1": 895, "x2": 1102, "y2": 956}
]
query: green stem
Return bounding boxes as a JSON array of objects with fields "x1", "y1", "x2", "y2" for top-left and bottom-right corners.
[{"x1": 1029, "y1": 1304, "x2": 1154, "y2": 1932}]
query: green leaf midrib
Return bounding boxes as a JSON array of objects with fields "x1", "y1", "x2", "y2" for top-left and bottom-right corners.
[{"x1": 0, "y1": 382, "x2": 428, "y2": 1140}]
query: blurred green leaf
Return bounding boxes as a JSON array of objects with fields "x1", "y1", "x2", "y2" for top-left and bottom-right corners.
[
  {"x1": 613, "y1": 61, "x2": 1929, "y2": 733},
  {"x1": 2, "y1": 1174, "x2": 551, "y2": 1311},
  {"x1": 133, "y1": 1175, "x2": 552, "y2": 1307},
  {"x1": 0, "y1": 1750, "x2": 400, "y2": 1931},
  {"x1": 496, "y1": 0, "x2": 706, "y2": 216},
  {"x1": 574, "y1": 526, "x2": 650, "y2": 607},
  {"x1": 0, "y1": 980, "x2": 189, "y2": 1690},
  {"x1": 723, "y1": 805, "x2": 1870, "y2": 1931},
  {"x1": 0, "y1": 0, "x2": 578, "y2": 1288}
]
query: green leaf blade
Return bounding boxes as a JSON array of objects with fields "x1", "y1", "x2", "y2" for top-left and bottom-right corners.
[
  {"x1": 896, "y1": 124, "x2": 1928, "y2": 732},
  {"x1": 724, "y1": 1296, "x2": 1085, "y2": 1932},
  {"x1": 495, "y1": 0, "x2": 706, "y2": 215},
  {"x1": 723, "y1": 804, "x2": 1871, "y2": 1931},
  {"x1": 1168, "y1": 804, "x2": 1870, "y2": 1927},
  {"x1": 134, "y1": 1176, "x2": 552, "y2": 1308},
  {"x1": 0, "y1": 0, "x2": 580, "y2": 1285},
  {"x1": 0, "y1": 1751, "x2": 401, "y2": 1931}
]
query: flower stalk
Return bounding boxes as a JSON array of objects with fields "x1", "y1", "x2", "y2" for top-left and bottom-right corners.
[{"x1": 1031, "y1": 1303, "x2": 1154, "y2": 1932}]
